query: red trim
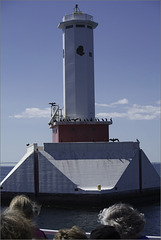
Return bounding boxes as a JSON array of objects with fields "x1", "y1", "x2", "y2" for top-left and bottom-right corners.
[{"x1": 52, "y1": 123, "x2": 109, "y2": 143}]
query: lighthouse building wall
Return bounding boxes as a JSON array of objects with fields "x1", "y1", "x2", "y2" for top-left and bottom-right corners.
[{"x1": 62, "y1": 22, "x2": 96, "y2": 120}]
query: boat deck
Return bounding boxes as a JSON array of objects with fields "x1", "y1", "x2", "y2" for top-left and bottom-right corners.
[{"x1": 41, "y1": 228, "x2": 161, "y2": 239}]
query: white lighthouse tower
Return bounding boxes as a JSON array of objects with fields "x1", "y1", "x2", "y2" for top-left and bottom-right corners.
[
  {"x1": 49, "y1": 5, "x2": 112, "y2": 143},
  {"x1": 58, "y1": 5, "x2": 98, "y2": 120}
]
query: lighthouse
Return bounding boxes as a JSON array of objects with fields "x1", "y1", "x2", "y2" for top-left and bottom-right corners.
[
  {"x1": 48, "y1": 5, "x2": 112, "y2": 142},
  {"x1": 1, "y1": 5, "x2": 160, "y2": 205}
]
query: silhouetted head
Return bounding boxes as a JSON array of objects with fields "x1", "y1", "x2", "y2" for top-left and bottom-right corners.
[
  {"x1": 98, "y1": 203, "x2": 146, "y2": 239},
  {"x1": 54, "y1": 226, "x2": 88, "y2": 240},
  {"x1": 90, "y1": 225, "x2": 120, "y2": 239},
  {"x1": 9, "y1": 195, "x2": 40, "y2": 219},
  {"x1": 1, "y1": 208, "x2": 35, "y2": 239}
]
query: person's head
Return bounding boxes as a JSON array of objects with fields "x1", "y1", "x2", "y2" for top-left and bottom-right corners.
[
  {"x1": 54, "y1": 226, "x2": 88, "y2": 240},
  {"x1": 9, "y1": 194, "x2": 40, "y2": 219},
  {"x1": 98, "y1": 203, "x2": 146, "y2": 239},
  {"x1": 90, "y1": 225, "x2": 120, "y2": 239},
  {"x1": 0, "y1": 208, "x2": 35, "y2": 239}
]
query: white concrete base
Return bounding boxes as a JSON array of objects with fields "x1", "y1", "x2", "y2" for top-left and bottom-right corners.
[{"x1": 1, "y1": 142, "x2": 160, "y2": 196}]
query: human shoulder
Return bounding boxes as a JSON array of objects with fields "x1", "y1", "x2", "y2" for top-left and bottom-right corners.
[{"x1": 35, "y1": 227, "x2": 48, "y2": 239}]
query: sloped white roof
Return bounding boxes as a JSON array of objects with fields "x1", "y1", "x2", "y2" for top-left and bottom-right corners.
[
  {"x1": 40, "y1": 142, "x2": 137, "y2": 190},
  {"x1": 41, "y1": 150, "x2": 130, "y2": 190}
]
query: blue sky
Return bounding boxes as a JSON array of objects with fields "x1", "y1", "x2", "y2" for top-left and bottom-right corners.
[{"x1": 1, "y1": 0, "x2": 160, "y2": 164}]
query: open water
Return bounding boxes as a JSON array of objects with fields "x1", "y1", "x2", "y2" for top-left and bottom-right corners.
[{"x1": 0, "y1": 163, "x2": 160, "y2": 237}]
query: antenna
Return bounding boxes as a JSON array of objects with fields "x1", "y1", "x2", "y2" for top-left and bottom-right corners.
[
  {"x1": 49, "y1": 102, "x2": 56, "y2": 117},
  {"x1": 73, "y1": 4, "x2": 81, "y2": 13}
]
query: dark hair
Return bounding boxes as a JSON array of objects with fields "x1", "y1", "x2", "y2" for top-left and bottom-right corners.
[
  {"x1": 54, "y1": 226, "x2": 88, "y2": 240},
  {"x1": 1, "y1": 208, "x2": 35, "y2": 239},
  {"x1": 90, "y1": 225, "x2": 120, "y2": 239}
]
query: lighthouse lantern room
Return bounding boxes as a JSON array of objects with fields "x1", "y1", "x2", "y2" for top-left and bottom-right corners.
[{"x1": 49, "y1": 5, "x2": 112, "y2": 143}]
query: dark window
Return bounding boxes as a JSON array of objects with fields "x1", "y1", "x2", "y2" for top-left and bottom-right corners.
[
  {"x1": 87, "y1": 25, "x2": 92, "y2": 29},
  {"x1": 76, "y1": 24, "x2": 85, "y2": 28},
  {"x1": 53, "y1": 129, "x2": 57, "y2": 134},
  {"x1": 76, "y1": 45, "x2": 85, "y2": 56},
  {"x1": 66, "y1": 25, "x2": 73, "y2": 29},
  {"x1": 89, "y1": 52, "x2": 92, "y2": 57}
]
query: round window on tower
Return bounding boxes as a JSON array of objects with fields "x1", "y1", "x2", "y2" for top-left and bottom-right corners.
[{"x1": 76, "y1": 45, "x2": 85, "y2": 56}]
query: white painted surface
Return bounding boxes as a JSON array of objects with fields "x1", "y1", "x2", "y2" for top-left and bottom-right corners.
[
  {"x1": 27, "y1": 143, "x2": 38, "y2": 153},
  {"x1": 62, "y1": 13, "x2": 94, "y2": 22},
  {"x1": 39, "y1": 151, "x2": 78, "y2": 194},
  {"x1": 43, "y1": 142, "x2": 138, "y2": 160},
  {"x1": 40, "y1": 142, "x2": 137, "y2": 193},
  {"x1": 39, "y1": 150, "x2": 130, "y2": 192},
  {"x1": 141, "y1": 150, "x2": 160, "y2": 189},
  {"x1": 115, "y1": 154, "x2": 140, "y2": 191},
  {"x1": 58, "y1": 11, "x2": 98, "y2": 120},
  {"x1": 1, "y1": 151, "x2": 35, "y2": 192}
]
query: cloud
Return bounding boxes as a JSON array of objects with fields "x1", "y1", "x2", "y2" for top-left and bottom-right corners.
[
  {"x1": 127, "y1": 104, "x2": 160, "y2": 120},
  {"x1": 9, "y1": 99, "x2": 160, "y2": 121},
  {"x1": 95, "y1": 103, "x2": 110, "y2": 107},
  {"x1": 112, "y1": 98, "x2": 129, "y2": 105},
  {"x1": 9, "y1": 107, "x2": 50, "y2": 119},
  {"x1": 95, "y1": 98, "x2": 128, "y2": 107},
  {"x1": 96, "y1": 112, "x2": 127, "y2": 118},
  {"x1": 96, "y1": 101, "x2": 160, "y2": 120}
]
